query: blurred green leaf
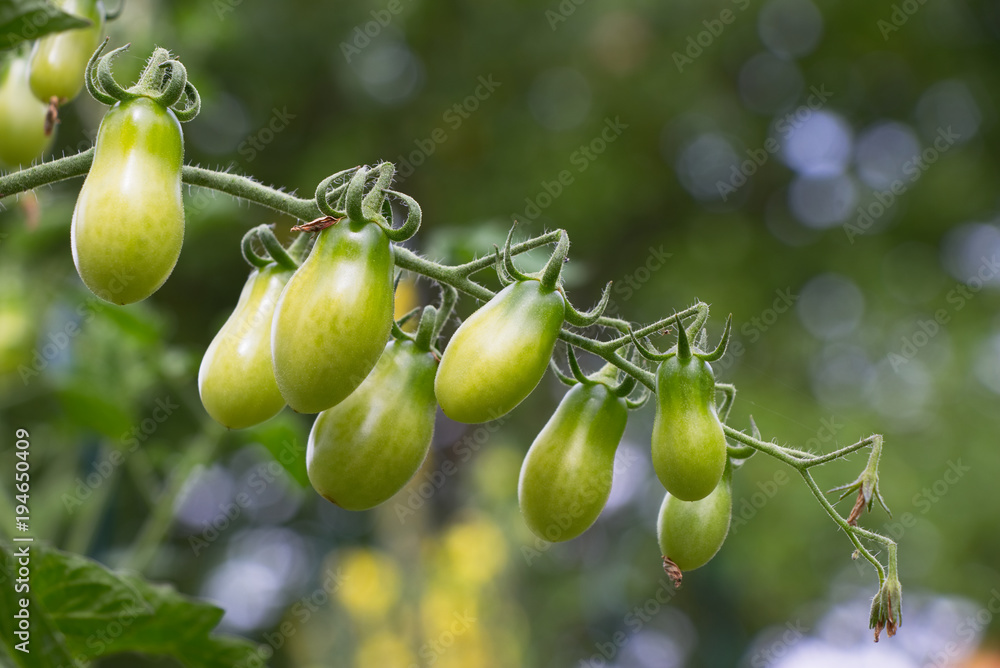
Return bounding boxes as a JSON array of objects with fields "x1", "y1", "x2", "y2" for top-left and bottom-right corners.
[
  {"x1": 0, "y1": 0, "x2": 92, "y2": 51},
  {"x1": 0, "y1": 541, "x2": 261, "y2": 667},
  {"x1": 56, "y1": 387, "x2": 133, "y2": 440},
  {"x1": 247, "y1": 414, "x2": 309, "y2": 488}
]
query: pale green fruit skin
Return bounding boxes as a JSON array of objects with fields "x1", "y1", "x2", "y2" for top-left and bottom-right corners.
[
  {"x1": 270, "y1": 221, "x2": 394, "y2": 414},
  {"x1": 435, "y1": 280, "x2": 565, "y2": 423},
  {"x1": 307, "y1": 340, "x2": 437, "y2": 510},
  {"x1": 29, "y1": 0, "x2": 105, "y2": 102},
  {"x1": 518, "y1": 382, "x2": 627, "y2": 542},
  {"x1": 71, "y1": 98, "x2": 184, "y2": 305},
  {"x1": 198, "y1": 265, "x2": 292, "y2": 430},
  {"x1": 651, "y1": 355, "x2": 727, "y2": 501},
  {"x1": 657, "y1": 470, "x2": 732, "y2": 572},
  {"x1": 0, "y1": 57, "x2": 53, "y2": 167}
]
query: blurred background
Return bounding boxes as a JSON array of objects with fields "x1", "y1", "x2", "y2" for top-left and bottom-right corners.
[{"x1": 2, "y1": 0, "x2": 1000, "y2": 666}]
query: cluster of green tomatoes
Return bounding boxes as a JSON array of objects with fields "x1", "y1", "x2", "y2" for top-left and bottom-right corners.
[
  {"x1": 196, "y1": 201, "x2": 738, "y2": 582},
  {"x1": 0, "y1": 0, "x2": 111, "y2": 168},
  {"x1": 16, "y1": 33, "x2": 739, "y2": 582}
]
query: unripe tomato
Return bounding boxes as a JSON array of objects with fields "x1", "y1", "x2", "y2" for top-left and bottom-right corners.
[
  {"x1": 198, "y1": 264, "x2": 293, "y2": 430},
  {"x1": 0, "y1": 56, "x2": 52, "y2": 167},
  {"x1": 71, "y1": 97, "x2": 184, "y2": 304},
  {"x1": 657, "y1": 466, "x2": 732, "y2": 571},
  {"x1": 29, "y1": 0, "x2": 105, "y2": 103},
  {"x1": 518, "y1": 381, "x2": 627, "y2": 542},
  {"x1": 435, "y1": 280, "x2": 565, "y2": 423},
  {"x1": 270, "y1": 220, "x2": 394, "y2": 414},
  {"x1": 651, "y1": 352, "x2": 727, "y2": 501},
  {"x1": 307, "y1": 340, "x2": 437, "y2": 510}
]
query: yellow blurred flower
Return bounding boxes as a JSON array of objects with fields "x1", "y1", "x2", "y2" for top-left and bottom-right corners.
[
  {"x1": 442, "y1": 517, "x2": 507, "y2": 586},
  {"x1": 335, "y1": 548, "x2": 401, "y2": 622},
  {"x1": 354, "y1": 630, "x2": 415, "y2": 668},
  {"x1": 393, "y1": 276, "x2": 420, "y2": 331}
]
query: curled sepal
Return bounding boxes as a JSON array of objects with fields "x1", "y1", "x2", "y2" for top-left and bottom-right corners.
[
  {"x1": 315, "y1": 167, "x2": 361, "y2": 218},
  {"x1": 170, "y1": 81, "x2": 201, "y2": 122},
  {"x1": 726, "y1": 416, "x2": 758, "y2": 462},
  {"x1": 240, "y1": 227, "x2": 271, "y2": 269},
  {"x1": 362, "y1": 162, "x2": 395, "y2": 221},
  {"x1": 539, "y1": 229, "x2": 569, "y2": 291},
  {"x1": 414, "y1": 305, "x2": 438, "y2": 351},
  {"x1": 380, "y1": 189, "x2": 422, "y2": 242},
  {"x1": 827, "y1": 435, "x2": 891, "y2": 526},
  {"x1": 493, "y1": 246, "x2": 514, "y2": 286},
  {"x1": 96, "y1": 43, "x2": 140, "y2": 104},
  {"x1": 345, "y1": 166, "x2": 373, "y2": 224},
  {"x1": 675, "y1": 314, "x2": 692, "y2": 360},
  {"x1": 431, "y1": 285, "x2": 458, "y2": 341},
  {"x1": 548, "y1": 358, "x2": 578, "y2": 386},
  {"x1": 628, "y1": 327, "x2": 673, "y2": 362},
  {"x1": 564, "y1": 281, "x2": 613, "y2": 327},
  {"x1": 502, "y1": 225, "x2": 531, "y2": 283},
  {"x1": 150, "y1": 59, "x2": 188, "y2": 109},
  {"x1": 869, "y1": 571, "x2": 902, "y2": 642},
  {"x1": 85, "y1": 38, "x2": 117, "y2": 105},
  {"x1": 625, "y1": 386, "x2": 651, "y2": 410},
  {"x1": 696, "y1": 315, "x2": 733, "y2": 363},
  {"x1": 105, "y1": 0, "x2": 126, "y2": 21},
  {"x1": 565, "y1": 345, "x2": 590, "y2": 384},
  {"x1": 257, "y1": 225, "x2": 299, "y2": 271}
]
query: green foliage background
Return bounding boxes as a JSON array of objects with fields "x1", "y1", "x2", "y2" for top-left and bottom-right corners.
[{"x1": 2, "y1": 0, "x2": 999, "y2": 666}]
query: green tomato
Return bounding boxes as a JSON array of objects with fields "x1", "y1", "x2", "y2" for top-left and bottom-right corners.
[
  {"x1": 435, "y1": 280, "x2": 565, "y2": 423},
  {"x1": 0, "y1": 56, "x2": 52, "y2": 167},
  {"x1": 651, "y1": 353, "x2": 727, "y2": 501},
  {"x1": 71, "y1": 97, "x2": 184, "y2": 305},
  {"x1": 29, "y1": 0, "x2": 105, "y2": 103},
  {"x1": 198, "y1": 264, "x2": 293, "y2": 430},
  {"x1": 270, "y1": 220, "x2": 394, "y2": 414},
  {"x1": 518, "y1": 381, "x2": 627, "y2": 542},
  {"x1": 657, "y1": 466, "x2": 732, "y2": 572},
  {"x1": 307, "y1": 340, "x2": 437, "y2": 510}
]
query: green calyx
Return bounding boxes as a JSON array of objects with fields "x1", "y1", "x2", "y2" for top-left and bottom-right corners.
[
  {"x1": 85, "y1": 38, "x2": 201, "y2": 121},
  {"x1": 313, "y1": 162, "x2": 422, "y2": 242},
  {"x1": 240, "y1": 224, "x2": 302, "y2": 272}
]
